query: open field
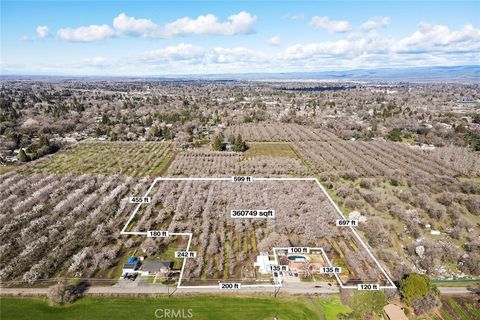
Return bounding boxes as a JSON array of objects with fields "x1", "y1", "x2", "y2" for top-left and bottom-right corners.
[
  {"x1": 127, "y1": 178, "x2": 391, "y2": 286},
  {"x1": 244, "y1": 142, "x2": 298, "y2": 158},
  {"x1": 21, "y1": 141, "x2": 173, "y2": 177},
  {"x1": 0, "y1": 296, "x2": 351, "y2": 320}
]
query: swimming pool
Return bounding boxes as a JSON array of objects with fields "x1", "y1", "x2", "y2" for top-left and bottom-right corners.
[{"x1": 288, "y1": 255, "x2": 307, "y2": 261}]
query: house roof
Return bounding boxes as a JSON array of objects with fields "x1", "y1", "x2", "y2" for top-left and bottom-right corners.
[
  {"x1": 384, "y1": 304, "x2": 408, "y2": 320},
  {"x1": 142, "y1": 261, "x2": 172, "y2": 272}
]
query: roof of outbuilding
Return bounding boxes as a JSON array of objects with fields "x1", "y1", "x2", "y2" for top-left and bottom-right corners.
[
  {"x1": 123, "y1": 262, "x2": 138, "y2": 269},
  {"x1": 384, "y1": 304, "x2": 408, "y2": 320}
]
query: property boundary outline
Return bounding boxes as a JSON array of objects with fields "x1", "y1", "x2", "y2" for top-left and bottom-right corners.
[{"x1": 120, "y1": 177, "x2": 397, "y2": 290}]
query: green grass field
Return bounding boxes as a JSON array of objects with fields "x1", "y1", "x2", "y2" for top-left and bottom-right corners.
[
  {"x1": 244, "y1": 142, "x2": 298, "y2": 158},
  {"x1": 21, "y1": 141, "x2": 173, "y2": 177},
  {"x1": 0, "y1": 296, "x2": 350, "y2": 320}
]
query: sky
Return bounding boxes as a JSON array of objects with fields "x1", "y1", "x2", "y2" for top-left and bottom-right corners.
[{"x1": 1, "y1": 0, "x2": 479, "y2": 76}]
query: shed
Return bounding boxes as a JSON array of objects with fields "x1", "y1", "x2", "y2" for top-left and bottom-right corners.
[{"x1": 122, "y1": 257, "x2": 140, "y2": 274}]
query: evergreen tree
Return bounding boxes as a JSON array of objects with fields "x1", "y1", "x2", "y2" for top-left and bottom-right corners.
[
  {"x1": 400, "y1": 273, "x2": 437, "y2": 304},
  {"x1": 18, "y1": 149, "x2": 28, "y2": 162},
  {"x1": 233, "y1": 134, "x2": 247, "y2": 152},
  {"x1": 212, "y1": 135, "x2": 222, "y2": 151}
]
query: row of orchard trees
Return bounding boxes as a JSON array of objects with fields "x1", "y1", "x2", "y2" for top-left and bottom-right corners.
[
  {"x1": 292, "y1": 140, "x2": 459, "y2": 178},
  {"x1": 225, "y1": 123, "x2": 337, "y2": 142},
  {"x1": 131, "y1": 180, "x2": 387, "y2": 283},
  {"x1": 0, "y1": 170, "x2": 152, "y2": 283},
  {"x1": 168, "y1": 151, "x2": 306, "y2": 176},
  {"x1": 296, "y1": 138, "x2": 480, "y2": 279}
]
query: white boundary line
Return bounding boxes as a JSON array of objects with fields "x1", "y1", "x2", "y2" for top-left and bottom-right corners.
[
  {"x1": 120, "y1": 176, "x2": 397, "y2": 290},
  {"x1": 173, "y1": 232, "x2": 192, "y2": 288},
  {"x1": 312, "y1": 179, "x2": 397, "y2": 289}
]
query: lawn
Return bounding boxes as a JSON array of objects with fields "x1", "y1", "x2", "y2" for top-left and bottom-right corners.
[
  {"x1": 21, "y1": 141, "x2": 173, "y2": 177},
  {"x1": 0, "y1": 166, "x2": 15, "y2": 174},
  {"x1": 1, "y1": 296, "x2": 350, "y2": 320},
  {"x1": 244, "y1": 142, "x2": 298, "y2": 158}
]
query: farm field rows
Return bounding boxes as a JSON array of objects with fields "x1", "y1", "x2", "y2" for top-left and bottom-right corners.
[
  {"x1": 126, "y1": 178, "x2": 391, "y2": 286},
  {"x1": 0, "y1": 171, "x2": 149, "y2": 284},
  {"x1": 1, "y1": 123, "x2": 478, "y2": 292},
  {"x1": 224, "y1": 124, "x2": 480, "y2": 282},
  {"x1": 292, "y1": 138, "x2": 480, "y2": 280},
  {"x1": 431, "y1": 296, "x2": 480, "y2": 320},
  {"x1": 167, "y1": 150, "x2": 306, "y2": 176},
  {"x1": 226, "y1": 123, "x2": 338, "y2": 142}
]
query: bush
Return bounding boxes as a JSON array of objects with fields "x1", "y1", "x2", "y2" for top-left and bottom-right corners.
[
  {"x1": 387, "y1": 128, "x2": 403, "y2": 141},
  {"x1": 47, "y1": 280, "x2": 74, "y2": 305},
  {"x1": 400, "y1": 273, "x2": 441, "y2": 314},
  {"x1": 400, "y1": 273, "x2": 432, "y2": 303}
]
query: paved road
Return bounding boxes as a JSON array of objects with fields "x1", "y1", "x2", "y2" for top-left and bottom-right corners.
[
  {"x1": 1, "y1": 285, "x2": 477, "y2": 297},
  {"x1": 437, "y1": 286, "x2": 478, "y2": 295},
  {"x1": 0, "y1": 282, "x2": 339, "y2": 296}
]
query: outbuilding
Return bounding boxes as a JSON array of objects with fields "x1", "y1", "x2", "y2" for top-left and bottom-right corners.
[
  {"x1": 383, "y1": 304, "x2": 408, "y2": 320},
  {"x1": 122, "y1": 257, "x2": 140, "y2": 274}
]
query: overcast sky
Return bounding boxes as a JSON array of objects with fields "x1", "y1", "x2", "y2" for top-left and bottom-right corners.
[{"x1": 1, "y1": 0, "x2": 479, "y2": 75}]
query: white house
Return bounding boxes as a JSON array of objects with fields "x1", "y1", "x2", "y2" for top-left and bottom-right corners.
[{"x1": 254, "y1": 252, "x2": 273, "y2": 274}]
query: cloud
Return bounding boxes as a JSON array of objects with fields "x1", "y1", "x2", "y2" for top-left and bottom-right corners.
[
  {"x1": 268, "y1": 35, "x2": 281, "y2": 46},
  {"x1": 113, "y1": 13, "x2": 159, "y2": 36},
  {"x1": 139, "y1": 43, "x2": 206, "y2": 62},
  {"x1": 55, "y1": 11, "x2": 257, "y2": 41},
  {"x1": 360, "y1": 17, "x2": 390, "y2": 31},
  {"x1": 397, "y1": 23, "x2": 480, "y2": 53},
  {"x1": 138, "y1": 43, "x2": 267, "y2": 66},
  {"x1": 57, "y1": 24, "x2": 114, "y2": 42},
  {"x1": 36, "y1": 26, "x2": 49, "y2": 38},
  {"x1": 310, "y1": 16, "x2": 350, "y2": 33},
  {"x1": 163, "y1": 11, "x2": 257, "y2": 36},
  {"x1": 208, "y1": 47, "x2": 268, "y2": 64},
  {"x1": 282, "y1": 23, "x2": 480, "y2": 68},
  {"x1": 283, "y1": 34, "x2": 391, "y2": 60}
]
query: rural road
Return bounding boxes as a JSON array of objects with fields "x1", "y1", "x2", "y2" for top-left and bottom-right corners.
[
  {"x1": 1, "y1": 285, "x2": 477, "y2": 297},
  {"x1": 0, "y1": 282, "x2": 339, "y2": 296},
  {"x1": 437, "y1": 286, "x2": 478, "y2": 295}
]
